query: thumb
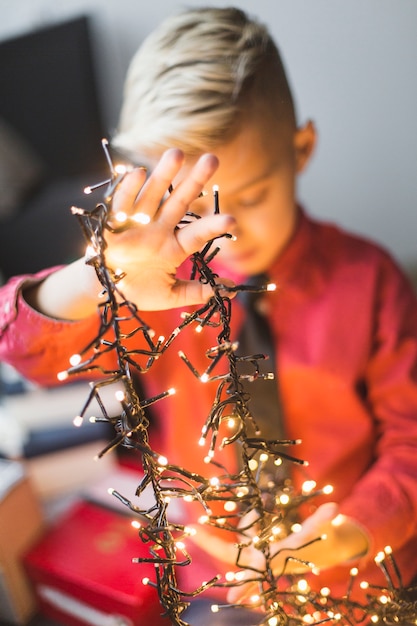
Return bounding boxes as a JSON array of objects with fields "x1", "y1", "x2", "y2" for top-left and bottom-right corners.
[{"x1": 299, "y1": 502, "x2": 339, "y2": 536}]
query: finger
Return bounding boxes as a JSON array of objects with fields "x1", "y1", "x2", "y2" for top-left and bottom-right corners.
[
  {"x1": 188, "y1": 525, "x2": 238, "y2": 565},
  {"x1": 111, "y1": 167, "x2": 148, "y2": 215},
  {"x1": 175, "y1": 213, "x2": 236, "y2": 257},
  {"x1": 227, "y1": 576, "x2": 257, "y2": 605},
  {"x1": 158, "y1": 153, "x2": 219, "y2": 229},
  {"x1": 237, "y1": 508, "x2": 261, "y2": 534},
  {"x1": 296, "y1": 502, "x2": 339, "y2": 537},
  {"x1": 268, "y1": 502, "x2": 340, "y2": 568},
  {"x1": 169, "y1": 277, "x2": 235, "y2": 308},
  {"x1": 132, "y1": 148, "x2": 185, "y2": 219}
]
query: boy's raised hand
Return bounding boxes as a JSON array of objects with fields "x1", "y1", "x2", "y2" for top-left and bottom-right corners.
[
  {"x1": 26, "y1": 149, "x2": 235, "y2": 320},
  {"x1": 103, "y1": 148, "x2": 235, "y2": 310}
]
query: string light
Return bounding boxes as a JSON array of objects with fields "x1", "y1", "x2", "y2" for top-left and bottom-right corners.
[{"x1": 62, "y1": 138, "x2": 417, "y2": 626}]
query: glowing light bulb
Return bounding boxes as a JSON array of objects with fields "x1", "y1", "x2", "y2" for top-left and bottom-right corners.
[
  {"x1": 131, "y1": 520, "x2": 141, "y2": 529},
  {"x1": 73, "y1": 415, "x2": 83, "y2": 427},
  {"x1": 267, "y1": 282, "x2": 276, "y2": 292},
  {"x1": 114, "y1": 211, "x2": 128, "y2": 223},
  {"x1": 279, "y1": 493, "x2": 290, "y2": 505},
  {"x1": 157, "y1": 455, "x2": 168, "y2": 466},
  {"x1": 224, "y1": 501, "x2": 237, "y2": 512},
  {"x1": 115, "y1": 390, "x2": 125, "y2": 402},
  {"x1": 211, "y1": 605, "x2": 219, "y2": 613},
  {"x1": 375, "y1": 551, "x2": 385, "y2": 564},
  {"x1": 268, "y1": 618, "x2": 278, "y2": 626},
  {"x1": 302, "y1": 480, "x2": 316, "y2": 494},
  {"x1": 142, "y1": 577, "x2": 150, "y2": 586},
  {"x1": 225, "y1": 571, "x2": 235, "y2": 582},
  {"x1": 69, "y1": 353, "x2": 82, "y2": 366},
  {"x1": 200, "y1": 373, "x2": 209, "y2": 383},
  {"x1": 250, "y1": 594, "x2": 260, "y2": 604},
  {"x1": 323, "y1": 484, "x2": 334, "y2": 495},
  {"x1": 248, "y1": 459, "x2": 258, "y2": 471},
  {"x1": 85, "y1": 244, "x2": 96, "y2": 258},
  {"x1": 209, "y1": 477, "x2": 219, "y2": 487},
  {"x1": 57, "y1": 370, "x2": 69, "y2": 381},
  {"x1": 320, "y1": 587, "x2": 331, "y2": 597},
  {"x1": 259, "y1": 452, "x2": 269, "y2": 463}
]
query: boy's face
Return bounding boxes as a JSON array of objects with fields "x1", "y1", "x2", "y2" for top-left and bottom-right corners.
[{"x1": 173, "y1": 115, "x2": 314, "y2": 277}]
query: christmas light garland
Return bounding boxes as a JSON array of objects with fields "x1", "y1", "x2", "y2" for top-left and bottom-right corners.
[{"x1": 57, "y1": 140, "x2": 417, "y2": 625}]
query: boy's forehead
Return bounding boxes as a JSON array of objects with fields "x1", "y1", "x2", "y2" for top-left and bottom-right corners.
[
  {"x1": 186, "y1": 125, "x2": 293, "y2": 193},
  {"x1": 131, "y1": 116, "x2": 294, "y2": 194}
]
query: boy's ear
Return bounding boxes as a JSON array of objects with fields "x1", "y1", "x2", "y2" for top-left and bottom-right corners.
[{"x1": 294, "y1": 120, "x2": 317, "y2": 173}]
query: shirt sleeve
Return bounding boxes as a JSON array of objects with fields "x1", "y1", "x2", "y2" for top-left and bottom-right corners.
[
  {"x1": 0, "y1": 268, "x2": 102, "y2": 387},
  {"x1": 339, "y1": 256, "x2": 417, "y2": 555}
]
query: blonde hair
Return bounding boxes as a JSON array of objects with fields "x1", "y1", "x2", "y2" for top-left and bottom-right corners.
[{"x1": 112, "y1": 6, "x2": 296, "y2": 158}]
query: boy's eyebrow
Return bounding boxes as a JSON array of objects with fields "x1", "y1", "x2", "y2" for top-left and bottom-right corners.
[{"x1": 225, "y1": 164, "x2": 278, "y2": 196}]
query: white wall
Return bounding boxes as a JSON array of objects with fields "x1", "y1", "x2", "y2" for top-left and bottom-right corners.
[{"x1": 2, "y1": 0, "x2": 417, "y2": 274}]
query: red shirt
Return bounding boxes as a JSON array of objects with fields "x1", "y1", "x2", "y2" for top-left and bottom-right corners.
[{"x1": 1, "y1": 209, "x2": 417, "y2": 599}]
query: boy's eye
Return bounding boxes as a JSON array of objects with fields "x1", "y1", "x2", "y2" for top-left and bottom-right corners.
[{"x1": 237, "y1": 188, "x2": 268, "y2": 208}]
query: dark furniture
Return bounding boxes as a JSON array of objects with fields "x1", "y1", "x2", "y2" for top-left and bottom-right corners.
[{"x1": 0, "y1": 15, "x2": 108, "y2": 281}]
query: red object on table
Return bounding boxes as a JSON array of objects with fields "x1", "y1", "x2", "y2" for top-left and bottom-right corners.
[{"x1": 23, "y1": 500, "x2": 169, "y2": 626}]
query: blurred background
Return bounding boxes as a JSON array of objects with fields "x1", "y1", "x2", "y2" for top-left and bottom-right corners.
[{"x1": 1, "y1": 0, "x2": 416, "y2": 279}]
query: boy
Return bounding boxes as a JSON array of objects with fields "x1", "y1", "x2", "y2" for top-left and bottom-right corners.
[{"x1": 1, "y1": 7, "x2": 417, "y2": 624}]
